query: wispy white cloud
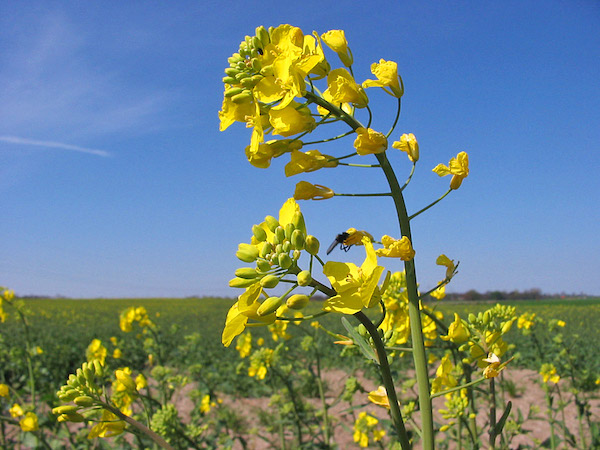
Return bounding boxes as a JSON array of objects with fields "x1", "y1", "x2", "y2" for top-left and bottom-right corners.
[{"x1": 0, "y1": 135, "x2": 110, "y2": 157}]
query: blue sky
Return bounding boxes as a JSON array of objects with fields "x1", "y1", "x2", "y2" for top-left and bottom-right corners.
[{"x1": 1, "y1": 1, "x2": 598, "y2": 298}]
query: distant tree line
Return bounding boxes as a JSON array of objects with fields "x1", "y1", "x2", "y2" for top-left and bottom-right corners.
[{"x1": 435, "y1": 288, "x2": 592, "y2": 302}]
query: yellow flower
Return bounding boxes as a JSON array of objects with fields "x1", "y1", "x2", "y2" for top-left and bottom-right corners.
[
  {"x1": 200, "y1": 394, "x2": 215, "y2": 414},
  {"x1": 431, "y1": 354, "x2": 458, "y2": 394},
  {"x1": 248, "y1": 348, "x2": 273, "y2": 380},
  {"x1": 285, "y1": 149, "x2": 338, "y2": 177},
  {"x1": 236, "y1": 332, "x2": 252, "y2": 358},
  {"x1": 368, "y1": 386, "x2": 390, "y2": 408},
  {"x1": 441, "y1": 313, "x2": 470, "y2": 343},
  {"x1": 353, "y1": 127, "x2": 387, "y2": 155},
  {"x1": 362, "y1": 59, "x2": 404, "y2": 98},
  {"x1": 433, "y1": 151, "x2": 470, "y2": 189},
  {"x1": 376, "y1": 235, "x2": 415, "y2": 260},
  {"x1": 293, "y1": 181, "x2": 334, "y2": 200},
  {"x1": 556, "y1": 320, "x2": 566, "y2": 327},
  {"x1": 86, "y1": 339, "x2": 107, "y2": 365},
  {"x1": 0, "y1": 383, "x2": 9, "y2": 398},
  {"x1": 115, "y1": 368, "x2": 137, "y2": 393},
  {"x1": 112, "y1": 348, "x2": 122, "y2": 359},
  {"x1": 321, "y1": 30, "x2": 352, "y2": 66},
  {"x1": 436, "y1": 254, "x2": 456, "y2": 279},
  {"x1": 517, "y1": 312, "x2": 536, "y2": 330},
  {"x1": 245, "y1": 138, "x2": 303, "y2": 169},
  {"x1": 344, "y1": 228, "x2": 374, "y2": 246},
  {"x1": 88, "y1": 409, "x2": 125, "y2": 438},
  {"x1": 353, "y1": 412, "x2": 384, "y2": 448},
  {"x1": 540, "y1": 363, "x2": 560, "y2": 384},
  {"x1": 19, "y1": 412, "x2": 39, "y2": 432},
  {"x1": 269, "y1": 101, "x2": 315, "y2": 137},
  {"x1": 10, "y1": 403, "x2": 24, "y2": 418},
  {"x1": 135, "y1": 373, "x2": 147, "y2": 391},
  {"x1": 392, "y1": 133, "x2": 419, "y2": 162},
  {"x1": 430, "y1": 284, "x2": 446, "y2": 300},
  {"x1": 323, "y1": 68, "x2": 368, "y2": 107},
  {"x1": 482, "y1": 353, "x2": 502, "y2": 379},
  {"x1": 323, "y1": 238, "x2": 384, "y2": 314}
]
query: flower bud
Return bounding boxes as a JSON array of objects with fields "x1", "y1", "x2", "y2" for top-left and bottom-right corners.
[
  {"x1": 296, "y1": 270, "x2": 312, "y2": 286},
  {"x1": 292, "y1": 211, "x2": 306, "y2": 231},
  {"x1": 93, "y1": 360, "x2": 104, "y2": 377},
  {"x1": 224, "y1": 67, "x2": 239, "y2": 77},
  {"x1": 501, "y1": 320, "x2": 513, "y2": 335},
  {"x1": 229, "y1": 277, "x2": 257, "y2": 288},
  {"x1": 285, "y1": 223, "x2": 296, "y2": 241},
  {"x1": 256, "y1": 259, "x2": 271, "y2": 272},
  {"x1": 275, "y1": 226, "x2": 286, "y2": 244},
  {"x1": 292, "y1": 250, "x2": 301, "y2": 260},
  {"x1": 62, "y1": 412, "x2": 86, "y2": 422},
  {"x1": 256, "y1": 26, "x2": 269, "y2": 46},
  {"x1": 291, "y1": 229, "x2": 305, "y2": 250},
  {"x1": 235, "y1": 267, "x2": 259, "y2": 279},
  {"x1": 278, "y1": 253, "x2": 292, "y2": 269},
  {"x1": 257, "y1": 296, "x2": 283, "y2": 316},
  {"x1": 260, "y1": 275, "x2": 280, "y2": 289},
  {"x1": 259, "y1": 242, "x2": 273, "y2": 259},
  {"x1": 222, "y1": 76, "x2": 237, "y2": 84},
  {"x1": 252, "y1": 224, "x2": 267, "y2": 242},
  {"x1": 357, "y1": 324, "x2": 367, "y2": 337},
  {"x1": 236, "y1": 243, "x2": 259, "y2": 263},
  {"x1": 231, "y1": 91, "x2": 253, "y2": 104},
  {"x1": 52, "y1": 405, "x2": 80, "y2": 415},
  {"x1": 282, "y1": 242, "x2": 291, "y2": 253},
  {"x1": 286, "y1": 294, "x2": 310, "y2": 310},
  {"x1": 74, "y1": 395, "x2": 95, "y2": 407},
  {"x1": 224, "y1": 86, "x2": 245, "y2": 97},
  {"x1": 483, "y1": 311, "x2": 490, "y2": 325},
  {"x1": 305, "y1": 235, "x2": 320, "y2": 255}
]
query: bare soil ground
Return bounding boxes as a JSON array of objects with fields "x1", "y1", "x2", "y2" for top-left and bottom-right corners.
[{"x1": 171, "y1": 368, "x2": 600, "y2": 449}]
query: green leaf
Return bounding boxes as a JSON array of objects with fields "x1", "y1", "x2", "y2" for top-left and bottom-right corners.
[
  {"x1": 493, "y1": 400, "x2": 512, "y2": 436},
  {"x1": 341, "y1": 317, "x2": 378, "y2": 363}
]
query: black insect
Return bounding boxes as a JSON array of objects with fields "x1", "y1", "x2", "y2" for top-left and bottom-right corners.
[{"x1": 326, "y1": 231, "x2": 351, "y2": 255}]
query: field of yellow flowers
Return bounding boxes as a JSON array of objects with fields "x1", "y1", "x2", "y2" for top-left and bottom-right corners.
[{"x1": 1, "y1": 290, "x2": 599, "y2": 448}]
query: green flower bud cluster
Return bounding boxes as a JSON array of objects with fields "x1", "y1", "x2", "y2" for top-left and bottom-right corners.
[
  {"x1": 231, "y1": 213, "x2": 317, "y2": 289},
  {"x1": 54, "y1": 360, "x2": 105, "y2": 423},
  {"x1": 222, "y1": 25, "x2": 271, "y2": 103}
]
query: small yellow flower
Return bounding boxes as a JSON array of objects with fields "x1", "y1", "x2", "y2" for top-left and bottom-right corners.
[
  {"x1": 236, "y1": 332, "x2": 252, "y2": 358},
  {"x1": 86, "y1": 339, "x2": 107, "y2": 365},
  {"x1": 353, "y1": 412, "x2": 384, "y2": 448},
  {"x1": 517, "y1": 312, "x2": 536, "y2": 330},
  {"x1": 343, "y1": 228, "x2": 374, "y2": 246},
  {"x1": 294, "y1": 181, "x2": 334, "y2": 200},
  {"x1": 9, "y1": 403, "x2": 24, "y2": 418},
  {"x1": 368, "y1": 386, "x2": 390, "y2": 408},
  {"x1": 285, "y1": 149, "x2": 338, "y2": 177},
  {"x1": 135, "y1": 373, "x2": 147, "y2": 390},
  {"x1": 269, "y1": 101, "x2": 315, "y2": 137},
  {"x1": 556, "y1": 320, "x2": 566, "y2": 327},
  {"x1": 540, "y1": 363, "x2": 560, "y2": 384},
  {"x1": 436, "y1": 254, "x2": 456, "y2": 279},
  {"x1": 376, "y1": 235, "x2": 415, "y2": 261},
  {"x1": 19, "y1": 412, "x2": 39, "y2": 432},
  {"x1": 441, "y1": 313, "x2": 470, "y2": 343},
  {"x1": 321, "y1": 30, "x2": 353, "y2": 66},
  {"x1": 363, "y1": 59, "x2": 404, "y2": 98},
  {"x1": 353, "y1": 127, "x2": 388, "y2": 155},
  {"x1": 392, "y1": 133, "x2": 419, "y2": 162},
  {"x1": 482, "y1": 353, "x2": 502, "y2": 379},
  {"x1": 429, "y1": 284, "x2": 446, "y2": 300},
  {"x1": 0, "y1": 383, "x2": 9, "y2": 398},
  {"x1": 112, "y1": 348, "x2": 122, "y2": 359},
  {"x1": 245, "y1": 139, "x2": 303, "y2": 169},
  {"x1": 323, "y1": 68, "x2": 368, "y2": 107},
  {"x1": 433, "y1": 151, "x2": 470, "y2": 189},
  {"x1": 88, "y1": 409, "x2": 125, "y2": 438}
]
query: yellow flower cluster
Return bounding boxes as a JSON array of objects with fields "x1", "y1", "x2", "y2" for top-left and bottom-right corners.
[
  {"x1": 353, "y1": 412, "x2": 385, "y2": 447},
  {"x1": 119, "y1": 306, "x2": 154, "y2": 333}
]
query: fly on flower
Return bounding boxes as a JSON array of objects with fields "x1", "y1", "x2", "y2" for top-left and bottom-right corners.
[{"x1": 327, "y1": 231, "x2": 351, "y2": 255}]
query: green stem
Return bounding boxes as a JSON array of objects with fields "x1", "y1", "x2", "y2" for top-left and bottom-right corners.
[
  {"x1": 375, "y1": 151, "x2": 435, "y2": 450},
  {"x1": 104, "y1": 404, "x2": 174, "y2": 450},
  {"x1": 354, "y1": 312, "x2": 411, "y2": 449},
  {"x1": 430, "y1": 376, "x2": 487, "y2": 399},
  {"x1": 385, "y1": 98, "x2": 402, "y2": 138},
  {"x1": 408, "y1": 189, "x2": 452, "y2": 220},
  {"x1": 334, "y1": 192, "x2": 391, "y2": 197},
  {"x1": 489, "y1": 378, "x2": 497, "y2": 450}
]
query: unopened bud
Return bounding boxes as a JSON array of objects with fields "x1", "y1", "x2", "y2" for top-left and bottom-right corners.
[
  {"x1": 235, "y1": 267, "x2": 259, "y2": 279},
  {"x1": 291, "y1": 211, "x2": 305, "y2": 231},
  {"x1": 52, "y1": 405, "x2": 80, "y2": 415},
  {"x1": 278, "y1": 253, "x2": 292, "y2": 269},
  {"x1": 483, "y1": 311, "x2": 490, "y2": 325},
  {"x1": 231, "y1": 91, "x2": 252, "y2": 104},
  {"x1": 264, "y1": 215, "x2": 279, "y2": 232},
  {"x1": 259, "y1": 242, "x2": 273, "y2": 259},
  {"x1": 222, "y1": 76, "x2": 237, "y2": 84},
  {"x1": 224, "y1": 86, "x2": 244, "y2": 97},
  {"x1": 93, "y1": 360, "x2": 104, "y2": 377},
  {"x1": 260, "y1": 275, "x2": 279, "y2": 289},
  {"x1": 286, "y1": 294, "x2": 310, "y2": 310},
  {"x1": 501, "y1": 320, "x2": 513, "y2": 334},
  {"x1": 275, "y1": 226, "x2": 286, "y2": 244},
  {"x1": 468, "y1": 313, "x2": 477, "y2": 323},
  {"x1": 291, "y1": 229, "x2": 305, "y2": 250},
  {"x1": 257, "y1": 296, "x2": 283, "y2": 316},
  {"x1": 236, "y1": 243, "x2": 259, "y2": 263},
  {"x1": 62, "y1": 412, "x2": 86, "y2": 422},
  {"x1": 296, "y1": 270, "x2": 312, "y2": 286},
  {"x1": 229, "y1": 277, "x2": 257, "y2": 288},
  {"x1": 74, "y1": 395, "x2": 95, "y2": 407},
  {"x1": 256, "y1": 259, "x2": 272, "y2": 273},
  {"x1": 252, "y1": 224, "x2": 267, "y2": 242},
  {"x1": 305, "y1": 235, "x2": 320, "y2": 255}
]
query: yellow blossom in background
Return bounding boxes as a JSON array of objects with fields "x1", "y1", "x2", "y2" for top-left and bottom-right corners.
[
  {"x1": 363, "y1": 59, "x2": 404, "y2": 98},
  {"x1": 556, "y1": 320, "x2": 566, "y2": 327},
  {"x1": 10, "y1": 403, "x2": 24, "y2": 418},
  {"x1": 269, "y1": 319, "x2": 292, "y2": 341},
  {"x1": 248, "y1": 348, "x2": 274, "y2": 380},
  {"x1": 540, "y1": 363, "x2": 560, "y2": 384},
  {"x1": 135, "y1": 373, "x2": 147, "y2": 391},
  {"x1": 109, "y1": 336, "x2": 118, "y2": 346},
  {"x1": 113, "y1": 348, "x2": 122, "y2": 359},
  {"x1": 86, "y1": 339, "x2": 107, "y2": 365},
  {"x1": 293, "y1": 181, "x2": 334, "y2": 200},
  {"x1": 285, "y1": 149, "x2": 338, "y2": 176},
  {"x1": 19, "y1": 412, "x2": 39, "y2": 432},
  {"x1": 321, "y1": 29, "x2": 353, "y2": 66},
  {"x1": 392, "y1": 133, "x2": 419, "y2": 162},
  {"x1": 323, "y1": 238, "x2": 384, "y2": 314},
  {"x1": 376, "y1": 235, "x2": 415, "y2": 260},
  {"x1": 0, "y1": 383, "x2": 9, "y2": 398},
  {"x1": 323, "y1": 68, "x2": 368, "y2": 107},
  {"x1": 433, "y1": 151, "x2": 470, "y2": 189},
  {"x1": 353, "y1": 127, "x2": 388, "y2": 155},
  {"x1": 368, "y1": 386, "x2": 390, "y2": 408},
  {"x1": 517, "y1": 312, "x2": 536, "y2": 330},
  {"x1": 88, "y1": 409, "x2": 125, "y2": 438},
  {"x1": 441, "y1": 313, "x2": 470, "y2": 343},
  {"x1": 430, "y1": 284, "x2": 446, "y2": 300},
  {"x1": 353, "y1": 412, "x2": 385, "y2": 448},
  {"x1": 431, "y1": 354, "x2": 458, "y2": 394},
  {"x1": 236, "y1": 332, "x2": 252, "y2": 358},
  {"x1": 200, "y1": 394, "x2": 216, "y2": 414}
]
